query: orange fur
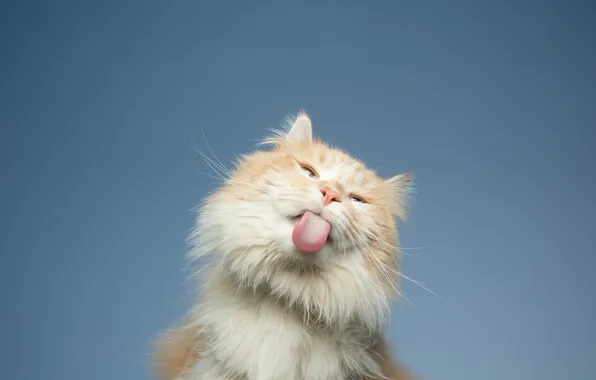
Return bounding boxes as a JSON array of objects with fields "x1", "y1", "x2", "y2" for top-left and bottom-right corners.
[
  {"x1": 153, "y1": 323, "x2": 201, "y2": 380},
  {"x1": 366, "y1": 337, "x2": 416, "y2": 380}
]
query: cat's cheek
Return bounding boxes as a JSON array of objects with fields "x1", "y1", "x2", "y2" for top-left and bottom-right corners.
[
  {"x1": 272, "y1": 223, "x2": 300, "y2": 253},
  {"x1": 320, "y1": 202, "x2": 343, "y2": 221},
  {"x1": 322, "y1": 207, "x2": 351, "y2": 235},
  {"x1": 267, "y1": 188, "x2": 324, "y2": 219},
  {"x1": 254, "y1": 209, "x2": 295, "y2": 254}
]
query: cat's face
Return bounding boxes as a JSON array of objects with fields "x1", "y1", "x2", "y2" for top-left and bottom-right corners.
[{"x1": 192, "y1": 113, "x2": 412, "y2": 329}]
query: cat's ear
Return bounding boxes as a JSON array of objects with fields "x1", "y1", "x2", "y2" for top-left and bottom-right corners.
[
  {"x1": 386, "y1": 173, "x2": 414, "y2": 220},
  {"x1": 285, "y1": 111, "x2": 313, "y2": 144}
]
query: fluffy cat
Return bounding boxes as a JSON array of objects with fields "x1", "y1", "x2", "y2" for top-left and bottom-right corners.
[{"x1": 154, "y1": 112, "x2": 415, "y2": 380}]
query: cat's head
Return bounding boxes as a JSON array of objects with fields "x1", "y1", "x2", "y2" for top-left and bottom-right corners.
[{"x1": 191, "y1": 112, "x2": 413, "y2": 329}]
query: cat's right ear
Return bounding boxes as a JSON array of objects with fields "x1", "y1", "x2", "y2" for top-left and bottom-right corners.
[
  {"x1": 285, "y1": 111, "x2": 313, "y2": 144},
  {"x1": 386, "y1": 173, "x2": 414, "y2": 220}
]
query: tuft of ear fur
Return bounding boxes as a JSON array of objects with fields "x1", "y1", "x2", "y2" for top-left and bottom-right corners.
[
  {"x1": 285, "y1": 110, "x2": 313, "y2": 143},
  {"x1": 386, "y1": 173, "x2": 414, "y2": 220},
  {"x1": 259, "y1": 110, "x2": 313, "y2": 147}
]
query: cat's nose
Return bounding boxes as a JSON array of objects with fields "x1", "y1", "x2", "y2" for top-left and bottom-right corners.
[{"x1": 320, "y1": 186, "x2": 341, "y2": 206}]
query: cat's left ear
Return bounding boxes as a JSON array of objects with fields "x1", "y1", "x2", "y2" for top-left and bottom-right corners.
[
  {"x1": 286, "y1": 111, "x2": 313, "y2": 144},
  {"x1": 386, "y1": 173, "x2": 414, "y2": 220}
]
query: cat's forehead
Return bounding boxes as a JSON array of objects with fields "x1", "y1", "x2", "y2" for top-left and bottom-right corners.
[{"x1": 291, "y1": 142, "x2": 382, "y2": 189}]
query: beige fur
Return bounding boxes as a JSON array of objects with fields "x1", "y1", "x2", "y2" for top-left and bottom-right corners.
[
  {"x1": 153, "y1": 112, "x2": 415, "y2": 379},
  {"x1": 153, "y1": 322, "x2": 201, "y2": 380}
]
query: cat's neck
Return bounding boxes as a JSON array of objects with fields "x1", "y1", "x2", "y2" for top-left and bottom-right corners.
[{"x1": 197, "y1": 261, "x2": 388, "y2": 334}]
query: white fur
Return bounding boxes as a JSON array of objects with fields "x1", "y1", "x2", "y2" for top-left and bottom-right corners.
[
  {"x1": 182, "y1": 114, "x2": 406, "y2": 380},
  {"x1": 187, "y1": 270, "x2": 383, "y2": 380},
  {"x1": 185, "y1": 202, "x2": 390, "y2": 379}
]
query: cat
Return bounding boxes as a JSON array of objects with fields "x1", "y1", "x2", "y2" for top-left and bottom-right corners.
[{"x1": 153, "y1": 112, "x2": 415, "y2": 380}]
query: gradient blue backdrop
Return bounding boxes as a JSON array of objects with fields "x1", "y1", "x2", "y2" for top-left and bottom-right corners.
[{"x1": 1, "y1": 1, "x2": 595, "y2": 379}]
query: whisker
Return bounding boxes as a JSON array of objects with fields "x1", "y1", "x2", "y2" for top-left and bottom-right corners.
[
  {"x1": 397, "y1": 286, "x2": 415, "y2": 307},
  {"x1": 189, "y1": 137, "x2": 232, "y2": 180},
  {"x1": 193, "y1": 135, "x2": 229, "y2": 176},
  {"x1": 399, "y1": 246, "x2": 428, "y2": 256},
  {"x1": 194, "y1": 168, "x2": 225, "y2": 182},
  {"x1": 397, "y1": 272, "x2": 447, "y2": 302},
  {"x1": 396, "y1": 249, "x2": 421, "y2": 257},
  {"x1": 189, "y1": 143, "x2": 227, "y2": 180},
  {"x1": 199, "y1": 150, "x2": 230, "y2": 179},
  {"x1": 201, "y1": 128, "x2": 228, "y2": 174},
  {"x1": 189, "y1": 140, "x2": 267, "y2": 193}
]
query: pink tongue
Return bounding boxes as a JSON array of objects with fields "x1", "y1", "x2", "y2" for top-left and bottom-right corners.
[{"x1": 292, "y1": 211, "x2": 331, "y2": 253}]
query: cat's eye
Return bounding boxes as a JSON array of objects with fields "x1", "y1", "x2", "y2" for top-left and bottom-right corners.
[
  {"x1": 349, "y1": 195, "x2": 367, "y2": 204},
  {"x1": 300, "y1": 164, "x2": 318, "y2": 179}
]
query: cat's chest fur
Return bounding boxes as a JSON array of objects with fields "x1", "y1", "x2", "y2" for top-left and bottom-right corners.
[{"x1": 193, "y1": 293, "x2": 378, "y2": 380}]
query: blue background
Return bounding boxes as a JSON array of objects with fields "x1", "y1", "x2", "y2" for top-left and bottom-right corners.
[{"x1": 1, "y1": 1, "x2": 595, "y2": 379}]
